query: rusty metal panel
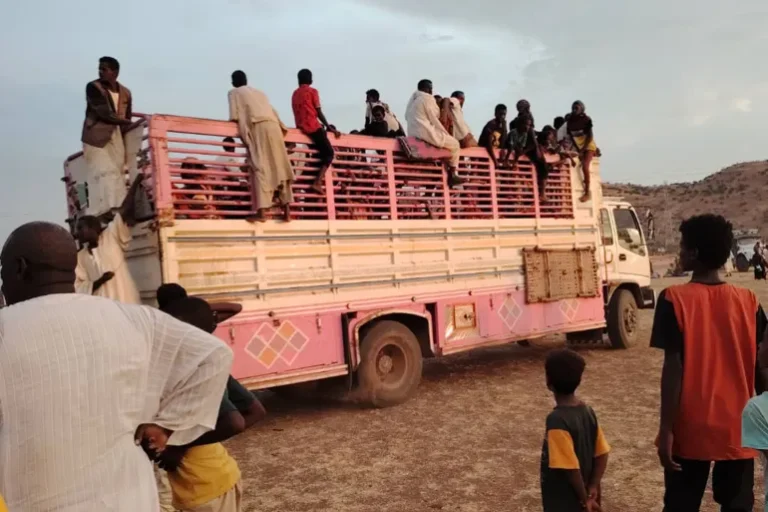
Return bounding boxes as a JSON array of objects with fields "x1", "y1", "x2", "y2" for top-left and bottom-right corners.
[
  {"x1": 445, "y1": 303, "x2": 480, "y2": 342},
  {"x1": 523, "y1": 248, "x2": 600, "y2": 304}
]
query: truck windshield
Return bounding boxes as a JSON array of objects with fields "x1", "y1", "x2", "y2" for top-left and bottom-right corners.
[{"x1": 613, "y1": 208, "x2": 645, "y2": 254}]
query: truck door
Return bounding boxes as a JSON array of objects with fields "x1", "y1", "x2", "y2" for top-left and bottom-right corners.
[
  {"x1": 598, "y1": 207, "x2": 616, "y2": 283},
  {"x1": 611, "y1": 206, "x2": 649, "y2": 283}
]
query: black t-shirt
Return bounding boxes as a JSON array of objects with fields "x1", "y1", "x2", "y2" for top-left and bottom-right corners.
[
  {"x1": 478, "y1": 119, "x2": 507, "y2": 149},
  {"x1": 540, "y1": 404, "x2": 610, "y2": 512}
]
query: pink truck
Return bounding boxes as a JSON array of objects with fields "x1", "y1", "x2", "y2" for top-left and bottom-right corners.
[{"x1": 64, "y1": 113, "x2": 654, "y2": 407}]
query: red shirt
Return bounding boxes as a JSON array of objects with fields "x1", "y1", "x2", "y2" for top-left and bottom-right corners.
[
  {"x1": 292, "y1": 85, "x2": 322, "y2": 134},
  {"x1": 651, "y1": 283, "x2": 766, "y2": 460}
]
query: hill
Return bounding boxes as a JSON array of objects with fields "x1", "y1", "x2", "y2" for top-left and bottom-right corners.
[{"x1": 603, "y1": 160, "x2": 768, "y2": 252}]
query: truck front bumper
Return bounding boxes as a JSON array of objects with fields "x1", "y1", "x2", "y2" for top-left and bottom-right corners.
[{"x1": 640, "y1": 286, "x2": 656, "y2": 309}]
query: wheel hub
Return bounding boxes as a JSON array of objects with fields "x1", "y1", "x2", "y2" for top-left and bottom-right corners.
[
  {"x1": 377, "y1": 353, "x2": 394, "y2": 375},
  {"x1": 624, "y1": 306, "x2": 637, "y2": 333}
]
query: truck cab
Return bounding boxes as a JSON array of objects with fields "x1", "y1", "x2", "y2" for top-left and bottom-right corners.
[{"x1": 597, "y1": 197, "x2": 655, "y2": 348}]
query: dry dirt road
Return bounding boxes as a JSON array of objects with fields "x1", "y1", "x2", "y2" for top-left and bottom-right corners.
[{"x1": 229, "y1": 274, "x2": 768, "y2": 511}]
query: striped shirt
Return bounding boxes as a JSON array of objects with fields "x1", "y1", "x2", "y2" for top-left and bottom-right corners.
[{"x1": 0, "y1": 294, "x2": 233, "y2": 511}]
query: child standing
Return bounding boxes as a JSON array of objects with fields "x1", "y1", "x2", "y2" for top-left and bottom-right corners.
[
  {"x1": 540, "y1": 349, "x2": 610, "y2": 512},
  {"x1": 158, "y1": 297, "x2": 266, "y2": 512}
]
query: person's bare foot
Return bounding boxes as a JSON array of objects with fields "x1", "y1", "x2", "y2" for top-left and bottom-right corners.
[
  {"x1": 311, "y1": 180, "x2": 324, "y2": 195},
  {"x1": 579, "y1": 191, "x2": 592, "y2": 203},
  {"x1": 246, "y1": 209, "x2": 268, "y2": 223},
  {"x1": 282, "y1": 204, "x2": 291, "y2": 222},
  {"x1": 540, "y1": 193, "x2": 548, "y2": 203}
]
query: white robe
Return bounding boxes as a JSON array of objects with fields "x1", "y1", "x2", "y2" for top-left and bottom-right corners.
[
  {"x1": 228, "y1": 86, "x2": 294, "y2": 209},
  {"x1": 75, "y1": 213, "x2": 141, "y2": 304},
  {"x1": 449, "y1": 97, "x2": 472, "y2": 141},
  {"x1": 0, "y1": 293, "x2": 233, "y2": 511},
  {"x1": 405, "y1": 91, "x2": 460, "y2": 166},
  {"x1": 82, "y1": 128, "x2": 127, "y2": 216}
]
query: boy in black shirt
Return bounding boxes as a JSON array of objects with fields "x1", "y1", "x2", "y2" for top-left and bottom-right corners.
[{"x1": 540, "y1": 349, "x2": 610, "y2": 512}]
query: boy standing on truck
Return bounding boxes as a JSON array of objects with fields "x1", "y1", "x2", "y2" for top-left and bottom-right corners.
[
  {"x1": 652, "y1": 214, "x2": 766, "y2": 511},
  {"x1": 540, "y1": 349, "x2": 610, "y2": 512},
  {"x1": 292, "y1": 68, "x2": 341, "y2": 195},
  {"x1": 156, "y1": 297, "x2": 267, "y2": 512}
]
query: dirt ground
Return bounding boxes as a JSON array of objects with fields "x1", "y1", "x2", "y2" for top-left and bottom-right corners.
[{"x1": 229, "y1": 273, "x2": 768, "y2": 511}]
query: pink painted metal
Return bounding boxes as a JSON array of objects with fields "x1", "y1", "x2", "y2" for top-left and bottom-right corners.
[
  {"x1": 109, "y1": 114, "x2": 574, "y2": 222},
  {"x1": 62, "y1": 113, "x2": 596, "y2": 392}
]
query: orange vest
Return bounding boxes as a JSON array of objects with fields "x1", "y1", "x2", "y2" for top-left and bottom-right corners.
[{"x1": 667, "y1": 283, "x2": 759, "y2": 460}]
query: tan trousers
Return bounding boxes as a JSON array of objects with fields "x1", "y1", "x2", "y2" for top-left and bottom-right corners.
[
  {"x1": 182, "y1": 482, "x2": 242, "y2": 512},
  {"x1": 155, "y1": 467, "x2": 176, "y2": 512}
]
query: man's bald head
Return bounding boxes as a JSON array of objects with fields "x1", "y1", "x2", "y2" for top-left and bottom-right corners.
[{"x1": 1, "y1": 222, "x2": 77, "y2": 305}]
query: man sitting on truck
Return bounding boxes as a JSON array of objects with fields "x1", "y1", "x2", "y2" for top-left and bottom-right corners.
[
  {"x1": 229, "y1": 70, "x2": 294, "y2": 223},
  {"x1": 509, "y1": 99, "x2": 535, "y2": 131},
  {"x1": 362, "y1": 105, "x2": 404, "y2": 138},
  {"x1": 404, "y1": 79, "x2": 463, "y2": 187},
  {"x1": 478, "y1": 104, "x2": 508, "y2": 168},
  {"x1": 292, "y1": 68, "x2": 342, "y2": 195},
  {"x1": 364, "y1": 89, "x2": 403, "y2": 135},
  {"x1": 74, "y1": 174, "x2": 145, "y2": 304},
  {"x1": 503, "y1": 114, "x2": 551, "y2": 202},
  {"x1": 449, "y1": 91, "x2": 477, "y2": 148}
]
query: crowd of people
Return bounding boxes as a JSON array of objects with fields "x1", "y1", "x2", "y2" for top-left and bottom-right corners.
[
  {"x1": 543, "y1": 214, "x2": 768, "y2": 512},
  {"x1": 76, "y1": 56, "x2": 599, "y2": 223},
  {"x1": 15, "y1": 56, "x2": 768, "y2": 512},
  {"x1": 5, "y1": 206, "x2": 768, "y2": 512}
]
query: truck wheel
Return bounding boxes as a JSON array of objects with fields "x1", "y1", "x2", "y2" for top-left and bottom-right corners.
[
  {"x1": 607, "y1": 289, "x2": 637, "y2": 349},
  {"x1": 736, "y1": 253, "x2": 750, "y2": 273},
  {"x1": 357, "y1": 320, "x2": 423, "y2": 408}
]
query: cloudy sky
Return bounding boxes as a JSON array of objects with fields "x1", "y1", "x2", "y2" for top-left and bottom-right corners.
[{"x1": 1, "y1": 0, "x2": 767, "y2": 241}]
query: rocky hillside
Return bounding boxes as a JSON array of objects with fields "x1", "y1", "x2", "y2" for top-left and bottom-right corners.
[{"x1": 603, "y1": 160, "x2": 768, "y2": 253}]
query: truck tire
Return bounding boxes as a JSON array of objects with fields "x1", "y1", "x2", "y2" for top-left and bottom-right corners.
[
  {"x1": 736, "y1": 253, "x2": 750, "y2": 273},
  {"x1": 357, "y1": 320, "x2": 423, "y2": 408},
  {"x1": 607, "y1": 289, "x2": 638, "y2": 349}
]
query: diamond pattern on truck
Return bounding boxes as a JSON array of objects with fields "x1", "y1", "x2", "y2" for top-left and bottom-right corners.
[
  {"x1": 559, "y1": 299, "x2": 579, "y2": 321},
  {"x1": 498, "y1": 296, "x2": 522, "y2": 330},
  {"x1": 245, "y1": 321, "x2": 309, "y2": 368}
]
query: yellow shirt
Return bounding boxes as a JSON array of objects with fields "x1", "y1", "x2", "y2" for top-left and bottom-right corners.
[
  {"x1": 168, "y1": 443, "x2": 241, "y2": 510},
  {"x1": 0, "y1": 494, "x2": 7, "y2": 512}
]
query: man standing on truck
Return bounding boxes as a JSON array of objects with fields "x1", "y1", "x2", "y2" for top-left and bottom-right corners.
[
  {"x1": 652, "y1": 214, "x2": 766, "y2": 511},
  {"x1": 292, "y1": 68, "x2": 341, "y2": 195},
  {"x1": 74, "y1": 174, "x2": 145, "y2": 304},
  {"x1": 404, "y1": 79, "x2": 463, "y2": 187},
  {"x1": 228, "y1": 70, "x2": 294, "y2": 223},
  {"x1": 81, "y1": 56, "x2": 134, "y2": 216},
  {"x1": 0, "y1": 221, "x2": 232, "y2": 511}
]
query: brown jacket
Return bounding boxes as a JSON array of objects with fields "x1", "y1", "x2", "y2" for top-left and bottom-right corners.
[{"x1": 81, "y1": 79, "x2": 133, "y2": 148}]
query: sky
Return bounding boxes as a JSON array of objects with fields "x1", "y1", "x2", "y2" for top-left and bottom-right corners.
[{"x1": 1, "y1": 0, "x2": 767, "y2": 243}]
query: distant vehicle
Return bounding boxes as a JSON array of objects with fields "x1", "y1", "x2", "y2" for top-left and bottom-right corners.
[{"x1": 732, "y1": 229, "x2": 762, "y2": 272}]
